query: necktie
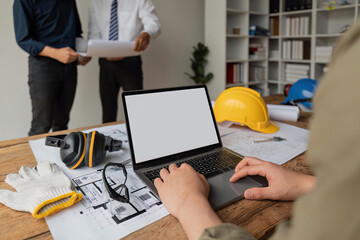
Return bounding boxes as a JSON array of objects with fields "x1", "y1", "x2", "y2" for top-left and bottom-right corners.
[{"x1": 109, "y1": 0, "x2": 118, "y2": 41}]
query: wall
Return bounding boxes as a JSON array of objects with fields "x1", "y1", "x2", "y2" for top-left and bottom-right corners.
[{"x1": 0, "y1": 0, "x2": 204, "y2": 141}]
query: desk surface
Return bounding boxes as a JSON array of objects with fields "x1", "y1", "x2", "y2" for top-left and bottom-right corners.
[{"x1": 0, "y1": 95, "x2": 313, "y2": 240}]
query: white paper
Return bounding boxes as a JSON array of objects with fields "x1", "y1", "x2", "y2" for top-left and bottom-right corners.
[
  {"x1": 77, "y1": 39, "x2": 141, "y2": 57},
  {"x1": 76, "y1": 37, "x2": 88, "y2": 53},
  {"x1": 218, "y1": 122, "x2": 309, "y2": 165},
  {"x1": 267, "y1": 104, "x2": 300, "y2": 122},
  {"x1": 28, "y1": 124, "x2": 169, "y2": 240}
]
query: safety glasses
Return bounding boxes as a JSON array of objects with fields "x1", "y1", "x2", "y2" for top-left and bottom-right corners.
[{"x1": 102, "y1": 162, "x2": 130, "y2": 203}]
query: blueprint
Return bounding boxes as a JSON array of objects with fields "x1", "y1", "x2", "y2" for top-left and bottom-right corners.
[
  {"x1": 28, "y1": 121, "x2": 309, "y2": 239},
  {"x1": 29, "y1": 123, "x2": 169, "y2": 240},
  {"x1": 218, "y1": 121, "x2": 309, "y2": 165}
]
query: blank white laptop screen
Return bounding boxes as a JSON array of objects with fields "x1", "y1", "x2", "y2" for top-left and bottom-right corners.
[{"x1": 125, "y1": 88, "x2": 219, "y2": 164}]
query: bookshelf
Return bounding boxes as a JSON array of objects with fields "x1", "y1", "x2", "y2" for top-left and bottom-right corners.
[
  {"x1": 205, "y1": 0, "x2": 359, "y2": 99},
  {"x1": 205, "y1": 0, "x2": 270, "y2": 99}
]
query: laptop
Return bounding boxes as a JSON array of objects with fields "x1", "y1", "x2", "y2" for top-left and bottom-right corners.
[{"x1": 122, "y1": 85, "x2": 267, "y2": 210}]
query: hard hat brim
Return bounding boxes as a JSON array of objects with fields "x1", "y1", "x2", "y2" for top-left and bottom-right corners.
[{"x1": 251, "y1": 120, "x2": 279, "y2": 134}]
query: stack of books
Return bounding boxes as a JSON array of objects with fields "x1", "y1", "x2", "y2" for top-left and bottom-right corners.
[
  {"x1": 270, "y1": 0, "x2": 280, "y2": 13},
  {"x1": 226, "y1": 63, "x2": 244, "y2": 84},
  {"x1": 282, "y1": 40, "x2": 310, "y2": 60},
  {"x1": 285, "y1": 63, "x2": 310, "y2": 83},
  {"x1": 249, "y1": 65, "x2": 265, "y2": 82},
  {"x1": 249, "y1": 25, "x2": 270, "y2": 36},
  {"x1": 285, "y1": 0, "x2": 312, "y2": 11},
  {"x1": 249, "y1": 43, "x2": 266, "y2": 59},
  {"x1": 285, "y1": 16, "x2": 310, "y2": 36},
  {"x1": 315, "y1": 46, "x2": 333, "y2": 62},
  {"x1": 269, "y1": 50, "x2": 279, "y2": 59}
]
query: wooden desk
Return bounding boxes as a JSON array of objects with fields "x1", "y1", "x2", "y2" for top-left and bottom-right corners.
[{"x1": 0, "y1": 95, "x2": 313, "y2": 240}]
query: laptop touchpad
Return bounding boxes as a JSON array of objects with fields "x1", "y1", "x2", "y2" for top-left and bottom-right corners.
[{"x1": 207, "y1": 171, "x2": 263, "y2": 210}]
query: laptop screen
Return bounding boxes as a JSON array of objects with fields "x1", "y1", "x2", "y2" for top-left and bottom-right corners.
[{"x1": 123, "y1": 86, "x2": 220, "y2": 164}]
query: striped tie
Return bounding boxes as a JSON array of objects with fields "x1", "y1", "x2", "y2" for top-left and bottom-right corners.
[{"x1": 109, "y1": 0, "x2": 118, "y2": 41}]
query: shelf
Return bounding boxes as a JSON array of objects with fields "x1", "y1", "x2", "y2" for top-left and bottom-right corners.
[
  {"x1": 316, "y1": 8, "x2": 354, "y2": 35},
  {"x1": 226, "y1": 59, "x2": 248, "y2": 63},
  {"x1": 269, "y1": 12, "x2": 280, "y2": 17},
  {"x1": 282, "y1": 9, "x2": 312, "y2": 16},
  {"x1": 248, "y1": 81, "x2": 266, "y2": 85},
  {"x1": 226, "y1": 58, "x2": 269, "y2": 63},
  {"x1": 315, "y1": 61, "x2": 329, "y2": 64},
  {"x1": 226, "y1": 35, "x2": 271, "y2": 38},
  {"x1": 317, "y1": 4, "x2": 356, "y2": 12},
  {"x1": 226, "y1": 34, "x2": 248, "y2": 38},
  {"x1": 227, "y1": 9, "x2": 248, "y2": 14},
  {"x1": 316, "y1": 33, "x2": 344, "y2": 38},
  {"x1": 249, "y1": 35, "x2": 269, "y2": 38},
  {"x1": 205, "y1": 0, "x2": 351, "y2": 97},
  {"x1": 281, "y1": 35, "x2": 312, "y2": 39},
  {"x1": 226, "y1": 83, "x2": 246, "y2": 88},
  {"x1": 280, "y1": 81, "x2": 295, "y2": 85},
  {"x1": 281, "y1": 59, "x2": 311, "y2": 63},
  {"x1": 268, "y1": 80, "x2": 279, "y2": 84},
  {"x1": 249, "y1": 11, "x2": 268, "y2": 16},
  {"x1": 248, "y1": 58, "x2": 268, "y2": 62}
]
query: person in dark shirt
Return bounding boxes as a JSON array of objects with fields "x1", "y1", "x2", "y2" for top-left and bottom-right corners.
[{"x1": 13, "y1": 0, "x2": 91, "y2": 136}]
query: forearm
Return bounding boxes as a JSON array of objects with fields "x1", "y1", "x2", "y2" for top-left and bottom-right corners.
[
  {"x1": 177, "y1": 196, "x2": 222, "y2": 240},
  {"x1": 39, "y1": 46, "x2": 78, "y2": 64},
  {"x1": 39, "y1": 46, "x2": 57, "y2": 59}
]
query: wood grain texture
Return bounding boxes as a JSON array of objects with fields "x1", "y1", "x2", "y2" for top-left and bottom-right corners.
[{"x1": 0, "y1": 96, "x2": 312, "y2": 240}]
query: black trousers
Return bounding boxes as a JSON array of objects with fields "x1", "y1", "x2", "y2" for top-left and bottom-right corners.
[
  {"x1": 28, "y1": 56, "x2": 77, "y2": 136},
  {"x1": 99, "y1": 56, "x2": 143, "y2": 123}
]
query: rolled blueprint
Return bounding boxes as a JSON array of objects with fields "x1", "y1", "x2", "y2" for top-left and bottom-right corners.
[{"x1": 267, "y1": 104, "x2": 299, "y2": 122}]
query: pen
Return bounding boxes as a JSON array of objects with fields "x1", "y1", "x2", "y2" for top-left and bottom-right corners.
[{"x1": 252, "y1": 136, "x2": 287, "y2": 143}]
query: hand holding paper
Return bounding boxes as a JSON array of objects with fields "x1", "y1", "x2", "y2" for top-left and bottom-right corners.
[
  {"x1": 76, "y1": 38, "x2": 144, "y2": 58},
  {"x1": 134, "y1": 32, "x2": 150, "y2": 52}
]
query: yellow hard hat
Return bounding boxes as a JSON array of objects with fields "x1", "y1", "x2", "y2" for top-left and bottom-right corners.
[{"x1": 214, "y1": 87, "x2": 279, "y2": 134}]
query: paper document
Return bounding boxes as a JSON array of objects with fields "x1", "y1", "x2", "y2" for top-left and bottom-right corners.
[
  {"x1": 267, "y1": 104, "x2": 300, "y2": 122},
  {"x1": 218, "y1": 122, "x2": 309, "y2": 165},
  {"x1": 29, "y1": 124, "x2": 169, "y2": 240},
  {"x1": 76, "y1": 38, "x2": 141, "y2": 57}
]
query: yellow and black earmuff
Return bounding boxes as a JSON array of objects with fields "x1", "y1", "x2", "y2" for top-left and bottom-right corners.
[
  {"x1": 45, "y1": 131, "x2": 122, "y2": 169},
  {"x1": 85, "y1": 131, "x2": 107, "y2": 168}
]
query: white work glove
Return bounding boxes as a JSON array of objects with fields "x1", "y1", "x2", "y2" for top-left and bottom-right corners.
[{"x1": 0, "y1": 161, "x2": 82, "y2": 219}]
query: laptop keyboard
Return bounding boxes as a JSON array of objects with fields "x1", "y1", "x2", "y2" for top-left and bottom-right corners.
[{"x1": 143, "y1": 151, "x2": 242, "y2": 183}]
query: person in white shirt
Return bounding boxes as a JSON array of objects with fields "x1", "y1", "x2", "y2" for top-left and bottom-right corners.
[{"x1": 88, "y1": 0, "x2": 161, "y2": 123}]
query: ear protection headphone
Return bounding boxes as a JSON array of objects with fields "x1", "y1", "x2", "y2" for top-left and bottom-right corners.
[{"x1": 45, "y1": 131, "x2": 123, "y2": 170}]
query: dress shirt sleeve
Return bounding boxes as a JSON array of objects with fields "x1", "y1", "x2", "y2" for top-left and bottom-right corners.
[
  {"x1": 13, "y1": 0, "x2": 46, "y2": 56},
  {"x1": 138, "y1": 0, "x2": 161, "y2": 39},
  {"x1": 88, "y1": 0, "x2": 102, "y2": 40},
  {"x1": 199, "y1": 223, "x2": 257, "y2": 240}
]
